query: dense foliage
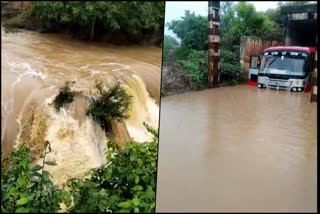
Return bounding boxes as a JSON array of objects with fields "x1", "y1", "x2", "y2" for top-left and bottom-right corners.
[
  {"x1": 168, "y1": 11, "x2": 207, "y2": 51},
  {"x1": 1, "y1": 144, "x2": 69, "y2": 213},
  {"x1": 52, "y1": 81, "x2": 75, "y2": 111},
  {"x1": 30, "y1": 1, "x2": 165, "y2": 43},
  {"x1": 87, "y1": 82, "x2": 132, "y2": 132},
  {"x1": 179, "y1": 50, "x2": 208, "y2": 89},
  {"x1": 220, "y1": 2, "x2": 283, "y2": 49},
  {"x1": 2, "y1": 124, "x2": 158, "y2": 213}
]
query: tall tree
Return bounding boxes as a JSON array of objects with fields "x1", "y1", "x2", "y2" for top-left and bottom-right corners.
[{"x1": 167, "y1": 10, "x2": 207, "y2": 51}]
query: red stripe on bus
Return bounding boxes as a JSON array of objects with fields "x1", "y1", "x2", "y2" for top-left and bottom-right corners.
[{"x1": 248, "y1": 80, "x2": 257, "y2": 86}]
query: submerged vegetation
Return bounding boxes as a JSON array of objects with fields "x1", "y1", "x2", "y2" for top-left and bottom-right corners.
[
  {"x1": 52, "y1": 81, "x2": 75, "y2": 111},
  {"x1": 1, "y1": 125, "x2": 158, "y2": 213},
  {"x1": 87, "y1": 82, "x2": 132, "y2": 132}
]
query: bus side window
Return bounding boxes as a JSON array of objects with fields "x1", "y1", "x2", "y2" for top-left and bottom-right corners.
[{"x1": 249, "y1": 55, "x2": 261, "y2": 69}]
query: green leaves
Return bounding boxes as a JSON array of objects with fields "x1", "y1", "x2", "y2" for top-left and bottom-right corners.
[
  {"x1": 1, "y1": 145, "x2": 66, "y2": 213},
  {"x1": 132, "y1": 197, "x2": 140, "y2": 206},
  {"x1": 31, "y1": 165, "x2": 42, "y2": 171},
  {"x1": 16, "y1": 197, "x2": 29, "y2": 205},
  {"x1": 15, "y1": 207, "x2": 29, "y2": 213},
  {"x1": 17, "y1": 176, "x2": 27, "y2": 187},
  {"x1": 179, "y1": 50, "x2": 208, "y2": 89},
  {"x1": 118, "y1": 201, "x2": 132, "y2": 209}
]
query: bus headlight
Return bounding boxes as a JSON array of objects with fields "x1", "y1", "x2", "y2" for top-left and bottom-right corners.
[{"x1": 294, "y1": 80, "x2": 304, "y2": 86}]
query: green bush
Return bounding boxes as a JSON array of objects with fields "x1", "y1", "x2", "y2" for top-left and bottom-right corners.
[
  {"x1": 87, "y1": 82, "x2": 132, "y2": 132},
  {"x1": 173, "y1": 46, "x2": 192, "y2": 61},
  {"x1": 66, "y1": 123, "x2": 158, "y2": 213},
  {"x1": 1, "y1": 144, "x2": 69, "y2": 213},
  {"x1": 179, "y1": 50, "x2": 208, "y2": 90},
  {"x1": 52, "y1": 81, "x2": 75, "y2": 111},
  {"x1": 220, "y1": 49, "x2": 241, "y2": 85}
]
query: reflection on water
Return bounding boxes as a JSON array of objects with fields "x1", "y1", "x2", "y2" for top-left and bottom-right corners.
[{"x1": 156, "y1": 85, "x2": 317, "y2": 212}]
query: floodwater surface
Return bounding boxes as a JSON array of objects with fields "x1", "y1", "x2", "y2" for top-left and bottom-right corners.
[
  {"x1": 1, "y1": 27, "x2": 161, "y2": 185},
  {"x1": 156, "y1": 85, "x2": 317, "y2": 212}
]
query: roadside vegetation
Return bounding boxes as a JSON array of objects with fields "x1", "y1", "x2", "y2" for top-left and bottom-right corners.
[{"x1": 163, "y1": 1, "x2": 313, "y2": 90}]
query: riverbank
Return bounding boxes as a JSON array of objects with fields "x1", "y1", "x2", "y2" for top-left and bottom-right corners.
[{"x1": 1, "y1": 1, "x2": 164, "y2": 46}]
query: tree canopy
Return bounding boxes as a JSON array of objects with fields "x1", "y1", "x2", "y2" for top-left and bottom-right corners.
[
  {"x1": 167, "y1": 10, "x2": 207, "y2": 51},
  {"x1": 31, "y1": 1, "x2": 165, "y2": 42}
]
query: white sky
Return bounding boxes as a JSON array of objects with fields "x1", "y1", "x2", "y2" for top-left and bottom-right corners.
[{"x1": 164, "y1": 1, "x2": 315, "y2": 38}]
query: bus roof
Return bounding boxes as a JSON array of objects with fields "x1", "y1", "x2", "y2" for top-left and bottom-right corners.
[{"x1": 264, "y1": 46, "x2": 316, "y2": 53}]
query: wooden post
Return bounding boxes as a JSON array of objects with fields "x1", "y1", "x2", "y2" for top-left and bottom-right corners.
[{"x1": 208, "y1": 1, "x2": 220, "y2": 88}]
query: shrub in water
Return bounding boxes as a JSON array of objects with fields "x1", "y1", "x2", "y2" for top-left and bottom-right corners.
[
  {"x1": 52, "y1": 81, "x2": 75, "y2": 111},
  {"x1": 87, "y1": 82, "x2": 132, "y2": 132}
]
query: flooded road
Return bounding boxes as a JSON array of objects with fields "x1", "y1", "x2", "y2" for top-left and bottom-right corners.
[
  {"x1": 156, "y1": 85, "x2": 317, "y2": 212},
  {"x1": 1, "y1": 27, "x2": 161, "y2": 185}
]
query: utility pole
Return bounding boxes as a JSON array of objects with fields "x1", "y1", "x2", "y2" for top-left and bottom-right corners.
[{"x1": 208, "y1": 1, "x2": 220, "y2": 88}]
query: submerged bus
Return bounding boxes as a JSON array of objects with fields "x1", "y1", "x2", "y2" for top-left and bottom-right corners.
[{"x1": 248, "y1": 46, "x2": 316, "y2": 92}]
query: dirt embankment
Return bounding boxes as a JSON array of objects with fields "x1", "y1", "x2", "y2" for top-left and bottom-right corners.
[
  {"x1": 161, "y1": 62, "x2": 196, "y2": 97},
  {"x1": 161, "y1": 49, "x2": 196, "y2": 97}
]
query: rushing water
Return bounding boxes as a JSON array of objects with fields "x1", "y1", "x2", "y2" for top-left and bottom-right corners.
[
  {"x1": 156, "y1": 85, "x2": 317, "y2": 212},
  {"x1": 1, "y1": 27, "x2": 161, "y2": 185}
]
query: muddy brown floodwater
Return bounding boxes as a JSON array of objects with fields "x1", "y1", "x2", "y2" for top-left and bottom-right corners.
[
  {"x1": 156, "y1": 85, "x2": 317, "y2": 212},
  {"x1": 1, "y1": 26, "x2": 161, "y2": 185}
]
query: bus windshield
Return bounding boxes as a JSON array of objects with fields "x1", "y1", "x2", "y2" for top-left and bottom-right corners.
[{"x1": 260, "y1": 52, "x2": 308, "y2": 76}]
